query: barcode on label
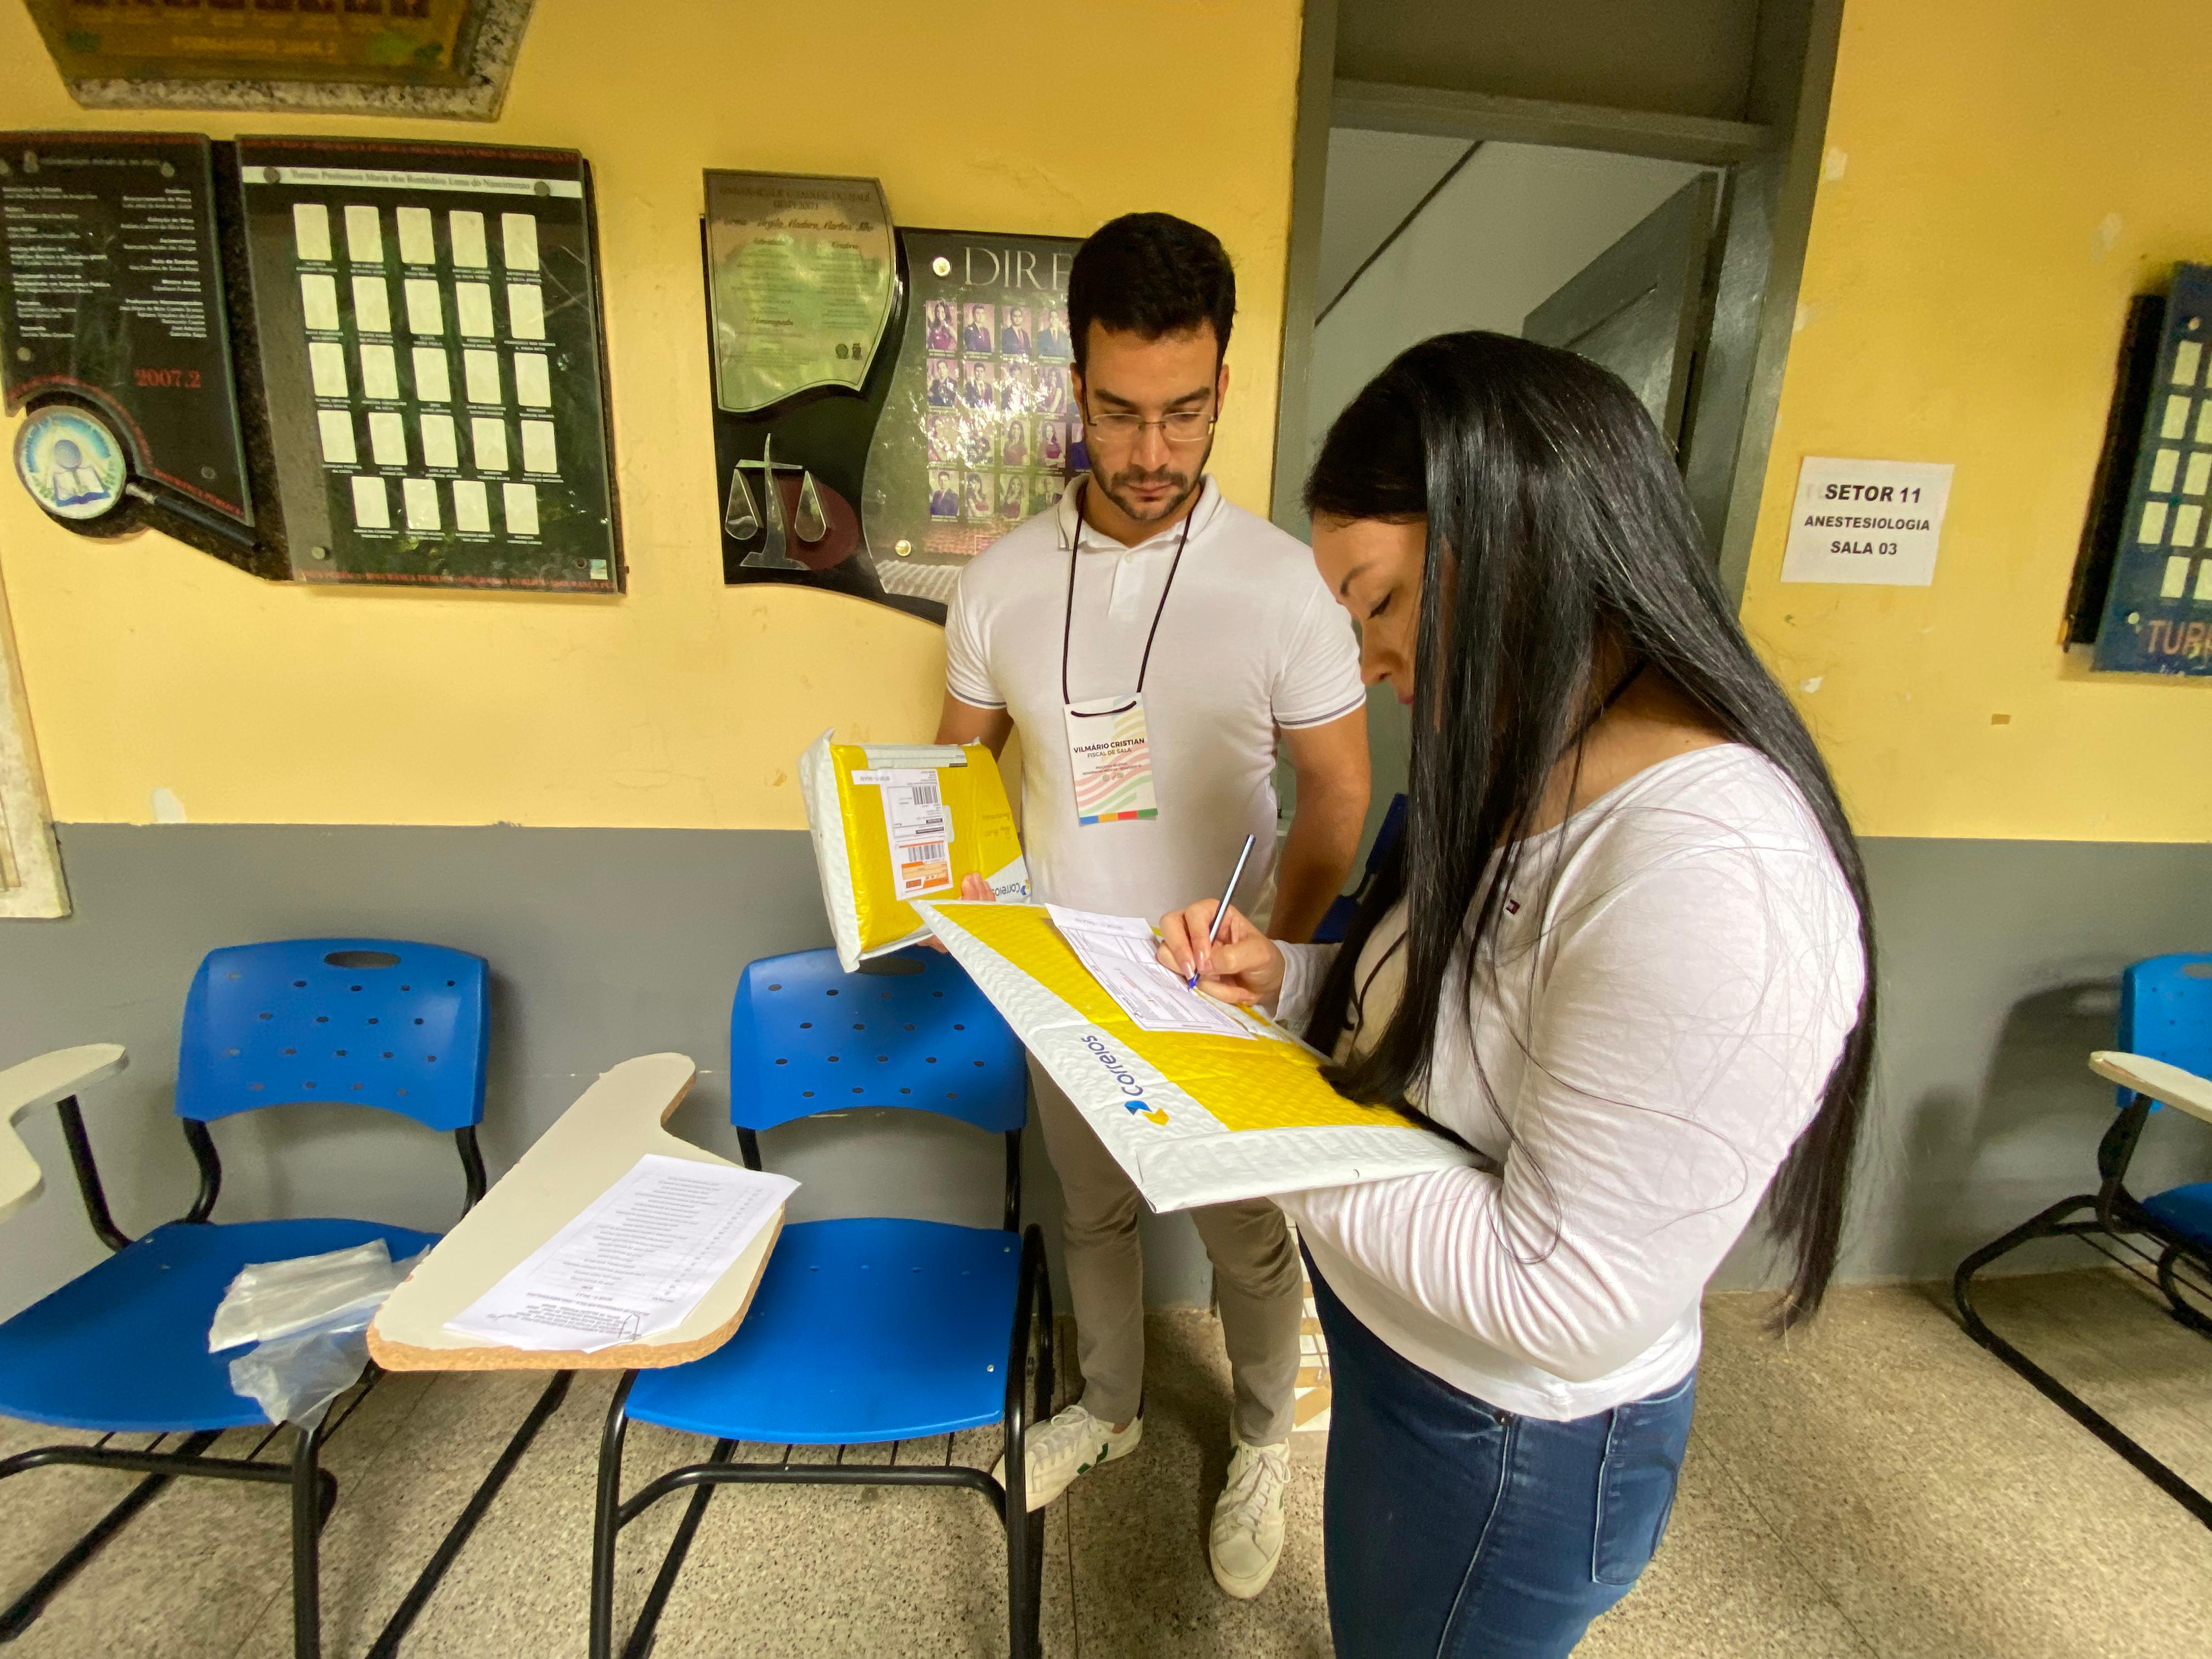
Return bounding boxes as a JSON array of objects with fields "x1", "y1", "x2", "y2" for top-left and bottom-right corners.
[
  {"x1": 896, "y1": 840, "x2": 953, "y2": 899},
  {"x1": 909, "y1": 780, "x2": 940, "y2": 806}
]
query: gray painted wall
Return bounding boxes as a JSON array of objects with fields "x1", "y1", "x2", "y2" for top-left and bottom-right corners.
[
  {"x1": 1710, "y1": 837, "x2": 2212, "y2": 1288},
  {"x1": 4, "y1": 825, "x2": 2209, "y2": 1327},
  {"x1": 0, "y1": 825, "x2": 1209, "y2": 1324},
  {"x1": 1794, "y1": 837, "x2": 2212, "y2": 1287}
]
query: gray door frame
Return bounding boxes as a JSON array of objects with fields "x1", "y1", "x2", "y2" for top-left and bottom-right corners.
[
  {"x1": 1267, "y1": 0, "x2": 1843, "y2": 605},
  {"x1": 1522, "y1": 173, "x2": 1723, "y2": 450}
]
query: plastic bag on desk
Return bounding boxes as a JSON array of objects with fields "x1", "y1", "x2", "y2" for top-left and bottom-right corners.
[
  {"x1": 209, "y1": 1240, "x2": 421, "y2": 1427},
  {"x1": 207, "y1": 1239, "x2": 414, "y2": 1351}
]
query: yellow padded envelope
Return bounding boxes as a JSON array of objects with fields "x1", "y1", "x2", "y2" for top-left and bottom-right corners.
[
  {"x1": 799, "y1": 733, "x2": 1030, "y2": 970},
  {"x1": 916, "y1": 900, "x2": 1472, "y2": 1212}
]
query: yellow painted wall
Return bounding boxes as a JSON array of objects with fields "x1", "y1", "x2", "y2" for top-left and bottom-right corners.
[
  {"x1": 1743, "y1": 0, "x2": 2212, "y2": 842},
  {"x1": 0, "y1": 0, "x2": 1301, "y2": 828}
]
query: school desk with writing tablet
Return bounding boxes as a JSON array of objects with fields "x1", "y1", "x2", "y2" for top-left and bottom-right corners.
[
  {"x1": 369, "y1": 1052, "x2": 783, "y2": 1372},
  {"x1": 1, "y1": 1043, "x2": 130, "y2": 1225}
]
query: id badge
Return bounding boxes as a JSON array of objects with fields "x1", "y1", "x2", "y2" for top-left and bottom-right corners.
[{"x1": 1063, "y1": 692, "x2": 1159, "y2": 825}]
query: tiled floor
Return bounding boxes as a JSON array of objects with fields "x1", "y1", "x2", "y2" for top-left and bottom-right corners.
[{"x1": 4, "y1": 1267, "x2": 2210, "y2": 1658}]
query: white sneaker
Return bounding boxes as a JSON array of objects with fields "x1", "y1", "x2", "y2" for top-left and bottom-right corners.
[
  {"x1": 1209, "y1": 1436, "x2": 1290, "y2": 1599},
  {"x1": 990, "y1": 1401, "x2": 1143, "y2": 1512}
]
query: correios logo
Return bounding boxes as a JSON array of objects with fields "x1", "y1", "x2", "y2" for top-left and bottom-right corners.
[{"x1": 1079, "y1": 1032, "x2": 1170, "y2": 1126}]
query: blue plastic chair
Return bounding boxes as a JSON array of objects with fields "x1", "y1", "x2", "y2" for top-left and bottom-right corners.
[
  {"x1": 589, "y1": 946, "x2": 1052, "y2": 1659},
  {"x1": 1954, "y1": 952, "x2": 2212, "y2": 1530},
  {"x1": 0, "y1": 938, "x2": 560, "y2": 1658},
  {"x1": 1315, "y1": 792, "x2": 1407, "y2": 944}
]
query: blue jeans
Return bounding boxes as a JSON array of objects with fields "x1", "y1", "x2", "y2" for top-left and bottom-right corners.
[{"x1": 1308, "y1": 1254, "x2": 1695, "y2": 1659}]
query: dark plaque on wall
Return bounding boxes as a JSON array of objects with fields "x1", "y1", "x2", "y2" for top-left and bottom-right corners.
[
  {"x1": 860, "y1": 228, "x2": 1081, "y2": 615},
  {"x1": 2075, "y1": 264, "x2": 2212, "y2": 673},
  {"x1": 234, "y1": 136, "x2": 621, "y2": 589},
  {"x1": 0, "y1": 131, "x2": 254, "y2": 536},
  {"x1": 703, "y1": 174, "x2": 1084, "y2": 625}
]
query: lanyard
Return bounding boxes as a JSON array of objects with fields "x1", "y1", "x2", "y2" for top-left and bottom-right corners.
[{"x1": 1060, "y1": 481, "x2": 1195, "y2": 707}]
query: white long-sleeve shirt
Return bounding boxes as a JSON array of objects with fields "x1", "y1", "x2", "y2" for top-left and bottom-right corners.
[{"x1": 1274, "y1": 745, "x2": 1863, "y2": 1420}]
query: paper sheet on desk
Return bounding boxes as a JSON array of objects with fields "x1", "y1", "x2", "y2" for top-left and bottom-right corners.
[
  {"x1": 1046, "y1": 904, "x2": 1254, "y2": 1039},
  {"x1": 444, "y1": 1154, "x2": 796, "y2": 1353}
]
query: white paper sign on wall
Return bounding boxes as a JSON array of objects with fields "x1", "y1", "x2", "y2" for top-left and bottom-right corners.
[{"x1": 1780, "y1": 456, "x2": 1954, "y2": 585}]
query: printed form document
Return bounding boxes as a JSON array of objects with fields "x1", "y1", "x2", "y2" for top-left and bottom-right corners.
[
  {"x1": 446, "y1": 1154, "x2": 795, "y2": 1353},
  {"x1": 1047, "y1": 904, "x2": 1254, "y2": 1039}
]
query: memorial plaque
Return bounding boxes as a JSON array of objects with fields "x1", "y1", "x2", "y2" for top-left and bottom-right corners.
[
  {"x1": 25, "y1": 0, "x2": 494, "y2": 90},
  {"x1": 235, "y1": 136, "x2": 620, "y2": 590},
  {"x1": 706, "y1": 172, "x2": 895, "y2": 416},
  {"x1": 0, "y1": 130, "x2": 252, "y2": 526}
]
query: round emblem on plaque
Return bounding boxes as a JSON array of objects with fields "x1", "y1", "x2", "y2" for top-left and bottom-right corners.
[
  {"x1": 14, "y1": 404, "x2": 129, "y2": 522},
  {"x1": 932, "y1": 256, "x2": 951, "y2": 277}
]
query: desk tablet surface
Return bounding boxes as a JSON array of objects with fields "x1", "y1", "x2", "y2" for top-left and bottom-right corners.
[
  {"x1": 1, "y1": 1045, "x2": 130, "y2": 1226},
  {"x1": 369, "y1": 1053, "x2": 782, "y2": 1372}
]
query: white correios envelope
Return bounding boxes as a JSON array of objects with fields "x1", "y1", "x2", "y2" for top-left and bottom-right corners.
[{"x1": 913, "y1": 900, "x2": 1473, "y2": 1213}]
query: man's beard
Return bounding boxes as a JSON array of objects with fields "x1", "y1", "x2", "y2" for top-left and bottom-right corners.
[{"x1": 1096, "y1": 447, "x2": 1210, "y2": 525}]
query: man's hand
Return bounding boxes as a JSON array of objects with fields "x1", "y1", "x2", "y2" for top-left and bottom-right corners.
[
  {"x1": 920, "y1": 872, "x2": 996, "y2": 952},
  {"x1": 918, "y1": 695, "x2": 1009, "y2": 954}
]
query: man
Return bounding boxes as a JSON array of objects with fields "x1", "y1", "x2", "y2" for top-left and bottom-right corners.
[
  {"x1": 963, "y1": 302, "x2": 995, "y2": 353},
  {"x1": 1038, "y1": 306, "x2": 1070, "y2": 361},
  {"x1": 937, "y1": 212, "x2": 1368, "y2": 1600}
]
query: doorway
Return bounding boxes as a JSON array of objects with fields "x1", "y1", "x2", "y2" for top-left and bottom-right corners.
[{"x1": 1271, "y1": 0, "x2": 1842, "y2": 868}]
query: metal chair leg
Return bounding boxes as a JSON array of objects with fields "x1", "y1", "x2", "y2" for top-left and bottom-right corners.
[
  {"x1": 1002, "y1": 1227, "x2": 1053, "y2": 1659},
  {"x1": 290, "y1": 1419, "x2": 333, "y2": 1659},
  {"x1": 1005, "y1": 1487, "x2": 1032, "y2": 1659},
  {"x1": 1023, "y1": 1269, "x2": 1056, "y2": 1659},
  {"x1": 622, "y1": 1438, "x2": 736, "y2": 1659},
  {"x1": 589, "y1": 1375, "x2": 636, "y2": 1659},
  {"x1": 1956, "y1": 1195, "x2": 2212, "y2": 1530},
  {"x1": 0, "y1": 1430, "x2": 222, "y2": 1639},
  {"x1": 2155, "y1": 1242, "x2": 2212, "y2": 1336},
  {"x1": 1952, "y1": 1193, "x2": 2097, "y2": 1316}
]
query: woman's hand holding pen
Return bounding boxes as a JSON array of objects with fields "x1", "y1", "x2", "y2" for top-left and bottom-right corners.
[{"x1": 1155, "y1": 901, "x2": 1284, "y2": 1008}]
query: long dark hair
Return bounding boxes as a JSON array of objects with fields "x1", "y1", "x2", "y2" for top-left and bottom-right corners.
[{"x1": 1303, "y1": 331, "x2": 1875, "y2": 1329}]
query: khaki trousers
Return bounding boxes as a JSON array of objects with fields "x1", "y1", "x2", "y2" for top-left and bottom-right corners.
[{"x1": 1031, "y1": 1055, "x2": 1303, "y2": 1446}]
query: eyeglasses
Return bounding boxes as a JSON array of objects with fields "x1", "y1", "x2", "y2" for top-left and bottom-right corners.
[{"x1": 1079, "y1": 402, "x2": 1217, "y2": 449}]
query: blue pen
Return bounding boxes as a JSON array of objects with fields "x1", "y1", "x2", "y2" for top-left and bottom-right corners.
[{"x1": 1188, "y1": 833, "x2": 1257, "y2": 990}]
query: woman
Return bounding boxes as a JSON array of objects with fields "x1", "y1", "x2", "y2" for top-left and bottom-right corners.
[{"x1": 1157, "y1": 332, "x2": 1874, "y2": 1658}]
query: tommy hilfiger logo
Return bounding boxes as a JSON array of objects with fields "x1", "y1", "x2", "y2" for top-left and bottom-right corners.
[{"x1": 1504, "y1": 898, "x2": 1521, "y2": 915}]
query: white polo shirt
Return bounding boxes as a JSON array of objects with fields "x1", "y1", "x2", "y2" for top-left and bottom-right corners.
[{"x1": 946, "y1": 477, "x2": 1364, "y2": 924}]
